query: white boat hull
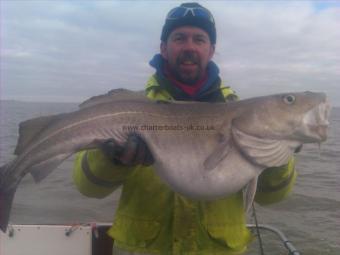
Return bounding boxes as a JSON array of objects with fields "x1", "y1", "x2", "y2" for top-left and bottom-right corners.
[{"x1": 0, "y1": 223, "x2": 113, "y2": 255}]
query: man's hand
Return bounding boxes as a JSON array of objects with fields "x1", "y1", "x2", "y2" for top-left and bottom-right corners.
[{"x1": 100, "y1": 134, "x2": 154, "y2": 166}]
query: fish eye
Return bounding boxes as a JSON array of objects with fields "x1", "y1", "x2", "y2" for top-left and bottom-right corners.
[{"x1": 283, "y1": 95, "x2": 296, "y2": 104}]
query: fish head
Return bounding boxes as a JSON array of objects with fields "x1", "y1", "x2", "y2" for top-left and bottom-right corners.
[{"x1": 232, "y1": 91, "x2": 331, "y2": 144}]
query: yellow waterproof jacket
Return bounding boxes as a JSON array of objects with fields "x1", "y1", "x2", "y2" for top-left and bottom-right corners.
[{"x1": 73, "y1": 75, "x2": 297, "y2": 255}]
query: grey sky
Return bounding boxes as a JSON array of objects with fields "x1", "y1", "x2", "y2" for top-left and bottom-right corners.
[{"x1": 1, "y1": 1, "x2": 340, "y2": 105}]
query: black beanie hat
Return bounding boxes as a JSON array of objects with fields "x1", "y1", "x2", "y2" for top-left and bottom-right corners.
[{"x1": 161, "y1": 2, "x2": 216, "y2": 44}]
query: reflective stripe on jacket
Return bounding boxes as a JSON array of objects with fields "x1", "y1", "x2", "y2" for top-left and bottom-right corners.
[{"x1": 73, "y1": 75, "x2": 296, "y2": 255}]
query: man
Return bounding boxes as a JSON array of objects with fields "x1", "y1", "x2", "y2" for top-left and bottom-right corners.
[{"x1": 73, "y1": 3, "x2": 296, "y2": 254}]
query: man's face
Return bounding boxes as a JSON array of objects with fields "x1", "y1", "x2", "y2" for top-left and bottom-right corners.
[{"x1": 161, "y1": 26, "x2": 215, "y2": 85}]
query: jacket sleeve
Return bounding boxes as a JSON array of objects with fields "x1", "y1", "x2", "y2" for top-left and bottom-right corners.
[
  {"x1": 73, "y1": 149, "x2": 135, "y2": 198},
  {"x1": 254, "y1": 157, "x2": 297, "y2": 205}
]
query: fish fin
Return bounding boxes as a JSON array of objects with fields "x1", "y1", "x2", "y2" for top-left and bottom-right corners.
[
  {"x1": 0, "y1": 187, "x2": 16, "y2": 233},
  {"x1": 232, "y1": 127, "x2": 298, "y2": 167},
  {"x1": 203, "y1": 134, "x2": 231, "y2": 170},
  {"x1": 30, "y1": 153, "x2": 72, "y2": 183},
  {"x1": 243, "y1": 177, "x2": 258, "y2": 212},
  {"x1": 79, "y1": 89, "x2": 147, "y2": 109},
  {"x1": 0, "y1": 164, "x2": 18, "y2": 233},
  {"x1": 14, "y1": 115, "x2": 62, "y2": 155}
]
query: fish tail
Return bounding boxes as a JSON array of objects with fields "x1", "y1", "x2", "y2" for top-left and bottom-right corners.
[
  {"x1": 0, "y1": 164, "x2": 17, "y2": 232},
  {"x1": 0, "y1": 187, "x2": 16, "y2": 232}
]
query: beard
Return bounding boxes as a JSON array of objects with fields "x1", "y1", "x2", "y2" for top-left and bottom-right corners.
[{"x1": 169, "y1": 51, "x2": 204, "y2": 85}]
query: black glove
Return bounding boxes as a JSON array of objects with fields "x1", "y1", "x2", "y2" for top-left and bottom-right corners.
[{"x1": 100, "y1": 134, "x2": 154, "y2": 166}]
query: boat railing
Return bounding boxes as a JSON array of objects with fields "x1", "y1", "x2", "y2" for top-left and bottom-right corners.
[
  {"x1": 247, "y1": 224, "x2": 300, "y2": 255},
  {"x1": 1, "y1": 223, "x2": 301, "y2": 255}
]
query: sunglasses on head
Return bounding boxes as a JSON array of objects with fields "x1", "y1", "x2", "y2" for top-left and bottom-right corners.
[{"x1": 166, "y1": 6, "x2": 215, "y2": 24}]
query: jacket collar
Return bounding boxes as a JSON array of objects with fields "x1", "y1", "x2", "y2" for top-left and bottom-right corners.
[{"x1": 149, "y1": 54, "x2": 222, "y2": 101}]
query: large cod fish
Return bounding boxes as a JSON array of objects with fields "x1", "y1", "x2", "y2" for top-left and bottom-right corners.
[{"x1": 0, "y1": 89, "x2": 331, "y2": 232}]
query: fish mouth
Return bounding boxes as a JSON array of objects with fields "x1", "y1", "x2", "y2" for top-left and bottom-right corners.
[{"x1": 302, "y1": 99, "x2": 331, "y2": 142}]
